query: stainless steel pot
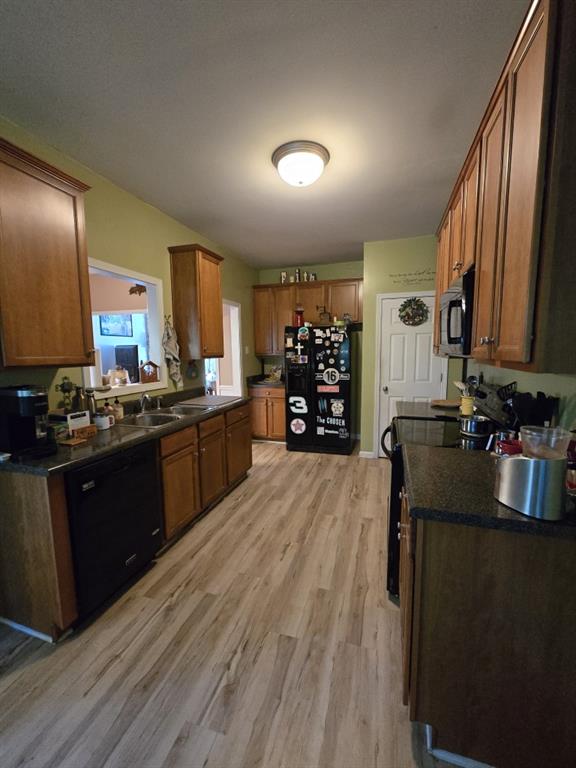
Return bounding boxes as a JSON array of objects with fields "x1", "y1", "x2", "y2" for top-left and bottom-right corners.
[{"x1": 459, "y1": 414, "x2": 494, "y2": 437}]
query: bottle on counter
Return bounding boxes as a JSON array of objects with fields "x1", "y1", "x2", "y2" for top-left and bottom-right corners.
[{"x1": 112, "y1": 397, "x2": 124, "y2": 421}]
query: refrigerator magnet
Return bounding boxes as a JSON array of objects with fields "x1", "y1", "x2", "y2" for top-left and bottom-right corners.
[{"x1": 290, "y1": 418, "x2": 307, "y2": 434}]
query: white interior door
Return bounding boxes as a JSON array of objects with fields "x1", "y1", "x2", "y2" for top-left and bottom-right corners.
[{"x1": 377, "y1": 294, "x2": 447, "y2": 457}]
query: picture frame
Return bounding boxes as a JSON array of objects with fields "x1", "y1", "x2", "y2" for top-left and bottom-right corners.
[{"x1": 99, "y1": 314, "x2": 133, "y2": 337}]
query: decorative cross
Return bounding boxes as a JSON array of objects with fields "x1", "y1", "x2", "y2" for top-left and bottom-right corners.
[{"x1": 295, "y1": 342, "x2": 304, "y2": 354}]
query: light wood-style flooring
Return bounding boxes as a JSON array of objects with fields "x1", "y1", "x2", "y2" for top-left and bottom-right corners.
[{"x1": 0, "y1": 442, "x2": 443, "y2": 768}]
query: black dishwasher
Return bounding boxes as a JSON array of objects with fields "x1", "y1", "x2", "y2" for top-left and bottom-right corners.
[{"x1": 66, "y1": 442, "x2": 162, "y2": 619}]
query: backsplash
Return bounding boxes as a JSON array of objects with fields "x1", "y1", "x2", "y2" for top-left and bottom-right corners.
[{"x1": 468, "y1": 362, "x2": 576, "y2": 429}]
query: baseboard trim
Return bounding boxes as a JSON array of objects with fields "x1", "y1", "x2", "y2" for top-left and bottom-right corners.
[{"x1": 359, "y1": 450, "x2": 378, "y2": 459}]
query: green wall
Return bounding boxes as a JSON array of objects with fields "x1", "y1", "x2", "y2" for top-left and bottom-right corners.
[
  {"x1": 258, "y1": 260, "x2": 363, "y2": 284},
  {"x1": 0, "y1": 116, "x2": 260, "y2": 407},
  {"x1": 360, "y1": 236, "x2": 438, "y2": 453}
]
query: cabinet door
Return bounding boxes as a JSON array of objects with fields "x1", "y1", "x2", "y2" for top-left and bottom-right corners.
[
  {"x1": 253, "y1": 287, "x2": 273, "y2": 355},
  {"x1": 267, "y1": 397, "x2": 286, "y2": 440},
  {"x1": 494, "y1": 4, "x2": 549, "y2": 363},
  {"x1": 197, "y1": 250, "x2": 224, "y2": 357},
  {"x1": 162, "y1": 445, "x2": 201, "y2": 540},
  {"x1": 461, "y1": 146, "x2": 481, "y2": 274},
  {"x1": 226, "y1": 418, "x2": 253, "y2": 485},
  {"x1": 433, "y1": 213, "x2": 451, "y2": 350},
  {"x1": 295, "y1": 283, "x2": 327, "y2": 325},
  {"x1": 250, "y1": 397, "x2": 268, "y2": 437},
  {"x1": 199, "y1": 430, "x2": 227, "y2": 507},
  {"x1": 327, "y1": 280, "x2": 362, "y2": 322},
  {"x1": 448, "y1": 184, "x2": 464, "y2": 280},
  {"x1": 0, "y1": 142, "x2": 94, "y2": 367},
  {"x1": 399, "y1": 490, "x2": 414, "y2": 707},
  {"x1": 472, "y1": 84, "x2": 508, "y2": 360},
  {"x1": 272, "y1": 285, "x2": 296, "y2": 354}
]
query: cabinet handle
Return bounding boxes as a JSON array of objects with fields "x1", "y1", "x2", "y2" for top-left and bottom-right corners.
[
  {"x1": 201, "y1": 447, "x2": 206, "y2": 453},
  {"x1": 487, "y1": 337, "x2": 495, "y2": 344}
]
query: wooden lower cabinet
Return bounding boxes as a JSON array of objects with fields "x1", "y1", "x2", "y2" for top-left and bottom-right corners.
[
  {"x1": 161, "y1": 408, "x2": 252, "y2": 540},
  {"x1": 0, "y1": 472, "x2": 77, "y2": 639},
  {"x1": 161, "y1": 445, "x2": 201, "y2": 540},
  {"x1": 404, "y1": 515, "x2": 576, "y2": 768},
  {"x1": 398, "y1": 490, "x2": 414, "y2": 707},
  {"x1": 249, "y1": 387, "x2": 286, "y2": 440},
  {"x1": 226, "y1": 417, "x2": 252, "y2": 485},
  {"x1": 160, "y1": 426, "x2": 201, "y2": 541},
  {"x1": 267, "y1": 397, "x2": 285, "y2": 440},
  {"x1": 250, "y1": 397, "x2": 268, "y2": 438},
  {"x1": 199, "y1": 428, "x2": 227, "y2": 508}
]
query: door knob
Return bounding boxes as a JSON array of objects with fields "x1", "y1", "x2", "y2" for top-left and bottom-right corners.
[{"x1": 382, "y1": 386, "x2": 389, "y2": 393}]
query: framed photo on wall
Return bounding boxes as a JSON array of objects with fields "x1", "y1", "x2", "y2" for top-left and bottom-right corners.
[{"x1": 99, "y1": 314, "x2": 133, "y2": 337}]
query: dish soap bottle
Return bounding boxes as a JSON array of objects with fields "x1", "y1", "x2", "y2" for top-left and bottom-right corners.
[{"x1": 112, "y1": 397, "x2": 124, "y2": 421}]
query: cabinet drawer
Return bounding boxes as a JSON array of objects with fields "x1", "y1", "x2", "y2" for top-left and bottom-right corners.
[
  {"x1": 199, "y1": 414, "x2": 225, "y2": 438},
  {"x1": 225, "y1": 404, "x2": 250, "y2": 426},
  {"x1": 249, "y1": 387, "x2": 285, "y2": 399},
  {"x1": 160, "y1": 425, "x2": 198, "y2": 457}
]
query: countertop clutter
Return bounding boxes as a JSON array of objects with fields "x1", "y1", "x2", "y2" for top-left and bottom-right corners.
[{"x1": 0, "y1": 395, "x2": 247, "y2": 476}]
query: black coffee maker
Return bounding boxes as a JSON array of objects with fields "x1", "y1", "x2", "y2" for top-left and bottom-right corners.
[{"x1": 0, "y1": 385, "x2": 52, "y2": 456}]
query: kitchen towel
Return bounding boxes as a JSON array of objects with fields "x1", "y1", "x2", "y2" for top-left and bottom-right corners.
[{"x1": 162, "y1": 316, "x2": 183, "y2": 389}]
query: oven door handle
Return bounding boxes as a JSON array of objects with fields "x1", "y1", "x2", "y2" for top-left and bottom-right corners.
[{"x1": 381, "y1": 424, "x2": 394, "y2": 458}]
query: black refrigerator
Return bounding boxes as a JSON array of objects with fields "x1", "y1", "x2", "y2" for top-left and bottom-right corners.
[{"x1": 284, "y1": 324, "x2": 353, "y2": 455}]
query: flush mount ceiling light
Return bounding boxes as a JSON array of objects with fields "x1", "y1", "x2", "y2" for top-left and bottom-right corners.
[{"x1": 272, "y1": 140, "x2": 330, "y2": 187}]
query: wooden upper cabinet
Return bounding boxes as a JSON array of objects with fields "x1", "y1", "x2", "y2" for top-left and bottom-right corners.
[
  {"x1": 433, "y1": 213, "x2": 451, "y2": 350},
  {"x1": 448, "y1": 184, "x2": 464, "y2": 280},
  {"x1": 472, "y1": 85, "x2": 508, "y2": 360},
  {"x1": 295, "y1": 283, "x2": 327, "y2": 325},
  {"x1": 272, "y1": 285, "x2": 295, "y2": 354},
  {"x1": 434, "y1": 0, "x2": 576, "y2": 372},
  {"x1": 327, "y1": 280, "x2": 363, "y2": 322},
  {"x1": 494, "y1": 2, "x2": 549, "y2": 364},
  {"x1": 253, "y1": 287, "x2": 273, "y2": 355},
  {"x1": 0, "y1": 138, "x2": 94, "y2": 367},
  {"x1": 461, "y1": 146, "x2": 481, "y2": 275},
  {"x1": 253, "y1": 278, "x2": 363, "y2": 358},
  {"x1": 169, "y1": 244, "x2": 224, "y2": 359}
]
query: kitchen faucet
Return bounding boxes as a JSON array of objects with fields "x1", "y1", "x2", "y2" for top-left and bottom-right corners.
[{"x1": 139, "y1": 393, "x2": 152, "y2": 412}]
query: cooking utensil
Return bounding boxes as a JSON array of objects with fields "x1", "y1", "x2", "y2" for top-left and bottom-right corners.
[{"x1": 460, "y1": 414, "x2": 494, "y2": 437}]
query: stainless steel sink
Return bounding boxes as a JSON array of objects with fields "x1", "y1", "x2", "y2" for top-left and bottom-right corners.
[
  {"x1": 116, "y1": 412, "x2": 183, "y2": 428},
  {"x1": 161, "y1": 404, "x2": 217, "y2": 415}
]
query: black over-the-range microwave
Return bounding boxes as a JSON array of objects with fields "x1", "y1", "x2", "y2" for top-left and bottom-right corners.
[{"x1": 438, "y1": 268, "x2": 475, "y2": 357}]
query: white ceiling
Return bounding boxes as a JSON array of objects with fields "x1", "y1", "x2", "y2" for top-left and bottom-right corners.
[{"x1": 0, "y1": 0, "x2": 528, "y2": 267}]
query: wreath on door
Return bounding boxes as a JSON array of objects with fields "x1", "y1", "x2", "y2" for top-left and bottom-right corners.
[{"x1": 398, "y1": 297, "x2": 429, "y2": 326}]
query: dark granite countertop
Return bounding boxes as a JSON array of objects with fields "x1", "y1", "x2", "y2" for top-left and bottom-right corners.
[
  {"x1": 246, "y1": 375, "x2": 285, "y2": 389},
  {"x1": 0, "y1": 397, "x2": 249, "y2": 477},
  {"x1": 395, "y1": 401, "x2": 459, "y2": 421},
  {"x1": 402, "y1": 444, "x2": 576, "y2": 539}
]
